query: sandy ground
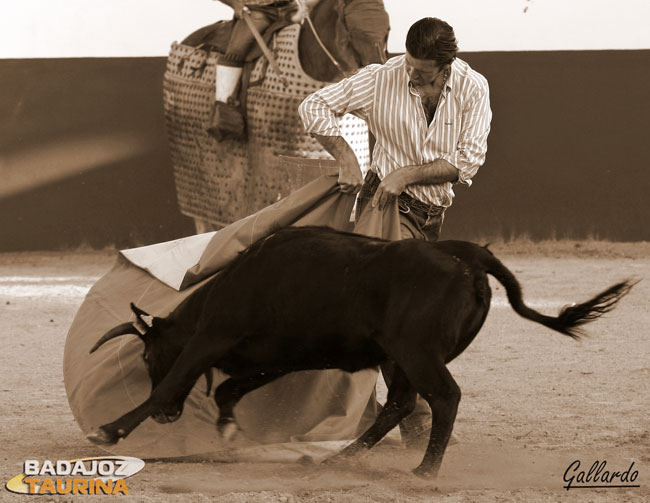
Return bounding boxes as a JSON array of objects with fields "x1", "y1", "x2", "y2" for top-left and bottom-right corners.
[{"x1": 0, "y1": 241, "x2": 649, "y2": 502}]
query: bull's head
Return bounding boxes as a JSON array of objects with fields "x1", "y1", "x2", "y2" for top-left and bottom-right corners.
[{"x1": 89, "y1": 303, "x2": 213, "y2": 424}]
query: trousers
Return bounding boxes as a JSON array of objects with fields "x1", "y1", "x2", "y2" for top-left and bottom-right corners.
[{"x1": 219, "y1": 2, "x2": 296, "y2": 67}]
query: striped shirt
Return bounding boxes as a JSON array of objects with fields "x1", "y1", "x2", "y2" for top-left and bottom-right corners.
[
  {"x1": 298, "y1": 54, "x2": 492, "y2": 207},
  {"x1": 243, "y1": 0, "x2": 285, "y2": 6}
]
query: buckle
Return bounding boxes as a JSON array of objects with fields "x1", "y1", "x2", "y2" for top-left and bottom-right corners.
[{"x1": 397, "y1": 199, "x2": 411, "y2": 214}]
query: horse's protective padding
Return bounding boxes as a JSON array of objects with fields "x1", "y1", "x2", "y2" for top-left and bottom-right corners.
[{"x1": 163, "y1": 24, "x2": 370, "y2": 225}]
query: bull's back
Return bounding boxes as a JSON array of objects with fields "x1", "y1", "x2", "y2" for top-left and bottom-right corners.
[
  {"x1": 215, "y1": 228, "x2": 490, "y2": 325},
  {"x1": 204, "y1": 228, "x2": 494, "y2": 371},
  {"x1": 216, "y1": 227, "x2": 392, "y2": 324},
  {"x1": 212, "y1": 228, "x2": 484, "y2": 328}
]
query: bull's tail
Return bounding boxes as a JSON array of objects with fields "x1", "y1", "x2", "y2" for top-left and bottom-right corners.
[{"x1": 479, "y1": 247, "x2": 636, "y2": 339}]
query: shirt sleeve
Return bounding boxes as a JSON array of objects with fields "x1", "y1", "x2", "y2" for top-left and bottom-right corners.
[
  {"x1": 298, "y1": 65, "x2": 377, "y2": 137},
  {"x1": 440, "y1": 80, "x2": 492, "y2": 186}
]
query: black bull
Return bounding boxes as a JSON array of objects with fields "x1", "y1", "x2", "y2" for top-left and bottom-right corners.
[{"x1": 88, "y1": 226, "x2": 634, "y2": 477}]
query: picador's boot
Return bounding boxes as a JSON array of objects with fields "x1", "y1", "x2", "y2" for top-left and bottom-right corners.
[
  {"x1": 207, "y1": 99, "x2": 246, "y2": 141},
  {"x1": 207, "y1": 64, "x2": 246, "y2": 141}
]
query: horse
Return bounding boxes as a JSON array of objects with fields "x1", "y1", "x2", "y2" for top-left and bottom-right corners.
[
  {"x1": 298, "y1": 0, "x2": 389, "y2": 81},
  {"x1": 163, "y1": 0, "x2": 390, "y2": 231}
]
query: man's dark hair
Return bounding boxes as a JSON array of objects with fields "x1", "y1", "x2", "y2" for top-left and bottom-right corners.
[{"x1": 405, "y1": 17, "x2": 458, "y2": 65}]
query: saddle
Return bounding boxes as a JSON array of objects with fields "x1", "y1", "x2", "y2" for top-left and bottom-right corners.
[
  {"x1": 181, "y1": 17, "x2": 291, "y2": 63},
  {"x1": 177, "y1": 0, "x2": 385, "y2": 136}
]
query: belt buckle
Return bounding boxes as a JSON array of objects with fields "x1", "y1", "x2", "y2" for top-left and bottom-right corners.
[{"x1": 397, "y1": 198, "x2": 411, "y2": 214}]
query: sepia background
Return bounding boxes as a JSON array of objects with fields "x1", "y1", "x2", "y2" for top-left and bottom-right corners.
[
  {"x1": 1, "y1": 1, "x2": 648, "y2": 502},
  {"x1": 1, "y1": 0, "x2": 649, "y2": 249}
]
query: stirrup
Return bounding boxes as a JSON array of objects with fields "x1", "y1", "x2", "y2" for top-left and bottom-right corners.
[{"x1": 206, "y1": 100, "x2": 246, "y2": 141}]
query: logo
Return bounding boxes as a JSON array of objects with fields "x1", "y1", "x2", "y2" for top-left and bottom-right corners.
[
  {"x1": 563, "y1": 459, "x2": 640, "y2": 491},
  {"x1": 5, "y1": 456, "x2": 145, "y2": 495}
]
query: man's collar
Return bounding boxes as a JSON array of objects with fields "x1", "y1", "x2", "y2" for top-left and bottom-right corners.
[
  {"x1": 401, "y1": 55, "x2": 455, "y2": 94},
  {"x1": 443, "y1": 63, "x2": 455, "y2": 94}
]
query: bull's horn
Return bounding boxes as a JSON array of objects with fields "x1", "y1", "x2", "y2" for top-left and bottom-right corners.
[
  {"x1": 204, "y1": 369, "x2": 214, "y2": 397},
  {"x1": 89, "y1": 322, "x2": 140, "y2": 354}
]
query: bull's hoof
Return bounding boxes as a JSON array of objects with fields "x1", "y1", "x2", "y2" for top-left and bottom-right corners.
[
  {"x1": 321, "y1": 447, "x2": 358, "y2": 466},
  {"x1": 321, "y1": 453, "x2": 359, "y2": 468},
  {"x1": 321, "y1": 455, "x2": 339, "y2": 466},
  {"x1": 87, "y1": 428, "x2": 120, "y2": 446},
  {"x1": 411, "y1": 464, "x2": 438, "y2": 479},
  {"x1": 332, "y1": 442, "x2": 364, "y2": 460},
  {"x1": 217, "y1": 420, "x2": 239, "y2": 442}
]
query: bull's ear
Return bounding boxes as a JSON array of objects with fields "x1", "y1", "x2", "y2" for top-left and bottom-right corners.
[{"x1": 130, "y1": 303, "x2": 155, "y2": 335}]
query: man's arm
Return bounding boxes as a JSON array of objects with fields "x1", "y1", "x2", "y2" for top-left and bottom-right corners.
[
  {"x1": 371, "y1": 159, "x2": 458, "y2": 209},
  {"x1": 373, "y1": 79, "x2": 492, "y2": 209},
  {"x1": 441, "y1": 83, "x2": 492, "y2": 185},
  {"x1": 292, "y1": 0, "x2": 321, "y2": 24},
  {"x1": 298, "y1": 66, "x2": 376, "y2": 193}
]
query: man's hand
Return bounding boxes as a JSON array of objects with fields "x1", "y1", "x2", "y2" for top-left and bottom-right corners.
[
  {"x1": 338, "y1": 158, "x2": 364, "y2": 194},
  {"x1": 371, "y1": 168, "x2": 409, "y2": 209},
  {"x1": 291, "y1": 4, "x2": 309, "y2": 24},
  {"x1": 291, "y1": 0, "x2": 320, "y2": 24},
  {"x1": 309, "y1": 133, "x2": 363, "y2": 194},
  {"x1": 370, "y1": 160, "x2": 459, "y2": 209}
]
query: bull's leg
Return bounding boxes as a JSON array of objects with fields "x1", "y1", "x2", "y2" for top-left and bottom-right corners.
[
  {"x1": 214, "y1": 371, "x2": 288, "y2": 441},
  {"x1": 329, "y1": 362, "x2": 416, "y2": 460},
  {"x1": 86, "y1": 399, "x2": 161, "y2": 445},
  {"x1": 88, "y1": 336, "x2": 232, "y2": 445},
  {"x1": 397, "y1": 358, "x2": 461, "y2": 478}
]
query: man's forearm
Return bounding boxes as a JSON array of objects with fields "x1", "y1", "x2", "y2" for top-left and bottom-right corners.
[
  {"x1": 402, "y1": 158, "x2": 459, "y2": 186},
  {"x1": 371, "y1": 158, "x2": 459, "y2": 209},
  {"x1": 310, "y1": 134, "x2": 358, "y2": 165}
]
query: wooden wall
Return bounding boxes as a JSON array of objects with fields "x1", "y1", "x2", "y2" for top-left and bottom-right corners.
[{"x1": 1, "y1": 50, "x2": 648, "y2": 250}]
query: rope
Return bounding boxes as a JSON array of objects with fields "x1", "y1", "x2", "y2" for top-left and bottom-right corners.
[{"x1": 296, "y1": 0, "x2": 350, "y2": 78}]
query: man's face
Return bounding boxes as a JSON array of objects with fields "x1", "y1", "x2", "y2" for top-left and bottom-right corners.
[{"x1": 405, "y1": 51, "x2": 445, "y2": 86}]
